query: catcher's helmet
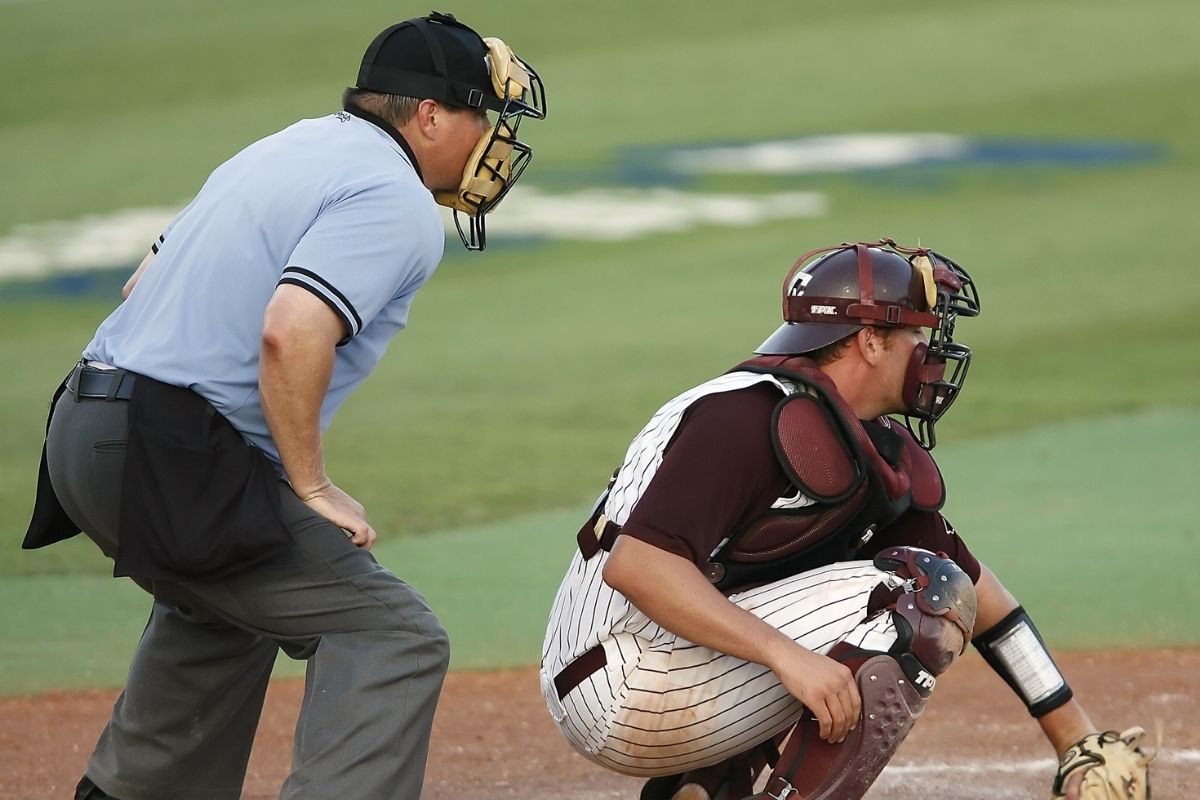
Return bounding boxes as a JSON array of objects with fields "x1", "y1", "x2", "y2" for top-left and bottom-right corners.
[{"x1": 756, "y1": 238, "x2": 980, "y2": 448}]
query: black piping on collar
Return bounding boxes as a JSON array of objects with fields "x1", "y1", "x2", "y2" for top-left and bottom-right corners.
[{"x1": 341, "y1": 102, "x2": 424, "y2": 183}]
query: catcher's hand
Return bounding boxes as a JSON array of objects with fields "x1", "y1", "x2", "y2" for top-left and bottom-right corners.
[{"x1": 1051, "y1": 727, "x2": 1156, "y2": 799}]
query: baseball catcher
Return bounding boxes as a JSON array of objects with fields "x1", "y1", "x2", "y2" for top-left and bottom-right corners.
[{"x1": 540, "y1": 239, "x2": 1153, "y2": 800}]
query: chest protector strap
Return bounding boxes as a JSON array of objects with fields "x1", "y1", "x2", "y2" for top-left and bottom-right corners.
[{"x1": 704, "y1": 356, "x2": 944, "y2": 591}]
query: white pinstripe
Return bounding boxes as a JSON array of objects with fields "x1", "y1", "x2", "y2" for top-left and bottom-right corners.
[{"x1": 541, "y1": 373, "x2": 901, "y2": 777}]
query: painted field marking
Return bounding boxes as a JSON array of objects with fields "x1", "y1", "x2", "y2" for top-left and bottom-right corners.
[
  {"x1": 882, "y1": 747, "x2": 1199, "y2": 776},
  {"x1": 0, "y1": 132, "x2": 1163, "y2": 283},
  {"x1": 0, "y1": 189, "x2": 826, "y2": 281}
]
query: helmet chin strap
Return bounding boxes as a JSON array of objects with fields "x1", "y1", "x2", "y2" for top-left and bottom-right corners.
[
  {"x1": 901, "y1": 337, "x2": 972, "y2": 450},
  {"x1": 901, "y1": 342, "x2": 946, "y2": 420}
]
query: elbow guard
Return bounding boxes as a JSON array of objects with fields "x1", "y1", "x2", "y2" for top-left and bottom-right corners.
[{"x1": 972, "y1": 606, "x2": 1073, "y2": 717}]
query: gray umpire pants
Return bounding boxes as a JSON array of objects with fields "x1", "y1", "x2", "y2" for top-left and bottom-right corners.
[{"x1": 46, "y1": 391, "x2": 450, "y2": 800}]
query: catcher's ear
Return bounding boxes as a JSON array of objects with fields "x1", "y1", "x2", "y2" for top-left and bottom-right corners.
[{"x1": 857, "y1": 326, "x2": 889, "y2": 366}]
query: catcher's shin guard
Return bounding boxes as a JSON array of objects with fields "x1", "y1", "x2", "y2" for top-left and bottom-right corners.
[
  {"x1": 748, "y1": 548, "x2": 977, "y2": 800},
  {"x1": 746, "y1": 645, "x2": 926, "y2": 800}
]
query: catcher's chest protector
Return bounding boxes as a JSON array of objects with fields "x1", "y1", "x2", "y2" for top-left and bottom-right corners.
[{"x1": 705, "y1": 356, "x2": 945, "y2": 592}]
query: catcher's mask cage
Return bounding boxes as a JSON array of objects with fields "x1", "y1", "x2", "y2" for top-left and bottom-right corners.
[{"x1": 756, "y1": 237, "x2": 980, "y2": 449}]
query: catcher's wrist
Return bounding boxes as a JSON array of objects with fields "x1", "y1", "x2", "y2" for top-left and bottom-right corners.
[{"x1": 973, "y1": 605, "x2": 1072, "y2": 717}]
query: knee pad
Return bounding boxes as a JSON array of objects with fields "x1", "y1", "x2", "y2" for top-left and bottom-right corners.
[
  {"x1": 755, "y1": 645, "x2": 928, "y2": 800},
  {"x1": 875, "y1": 545, "x2": 977, "y2": 680}
]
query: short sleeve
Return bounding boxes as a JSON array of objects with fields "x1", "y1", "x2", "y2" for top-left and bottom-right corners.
[
  {"x1": 619, "y1": 384, "x2": 791, "y2": 565},
  {"x1": 866, "y1": 510, "x2": 982, "y2": 583},
  {"x1": 152, "y1": 199, "x2": 198, "y2": 252},
  {"x1": 280, "y1": 183, "x2": 441, "y2": 343}
]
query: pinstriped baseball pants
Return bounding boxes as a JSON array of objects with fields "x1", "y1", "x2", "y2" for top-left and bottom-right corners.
[{"x1": 542, "y1": 561, "x2": 898, "y2": 777}]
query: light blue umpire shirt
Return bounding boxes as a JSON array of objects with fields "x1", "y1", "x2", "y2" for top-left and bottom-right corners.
[{"x1": 84, "y1": 109, "x2": 445, "y2": 464}]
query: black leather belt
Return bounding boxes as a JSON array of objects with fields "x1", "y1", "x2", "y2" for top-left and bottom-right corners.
[
  {"x1": 65, "y1": 361, "x2": 136, "y2": 401},
  {"x1": 553, "y1": 644, "x2": 606, "y2": 701}
]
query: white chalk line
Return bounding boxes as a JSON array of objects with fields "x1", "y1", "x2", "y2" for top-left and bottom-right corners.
[{"x1": 879, "y1": 748, "x2": 1199, "y2": 777}]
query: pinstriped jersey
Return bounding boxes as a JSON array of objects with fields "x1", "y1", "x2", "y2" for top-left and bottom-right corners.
[{"x1": 542, "y1": 371, "x2": 814, "y2": 679}]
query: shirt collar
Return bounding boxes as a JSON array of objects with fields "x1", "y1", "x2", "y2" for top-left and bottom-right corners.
[{"x1": 341, "y1": 102, "x2": 424, "y2": 183}]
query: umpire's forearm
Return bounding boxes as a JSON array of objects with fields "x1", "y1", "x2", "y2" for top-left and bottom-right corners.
[
  {"x1": 260, "y1": 287, "x2": 340, "y2": 495},
  {"x1": 122, "y1": 248, "x2": 156, "y2": 299}
]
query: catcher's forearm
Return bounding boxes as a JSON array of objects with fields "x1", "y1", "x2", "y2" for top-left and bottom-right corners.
[
  {"x1": 970, "y1": 566, "x2": 1074, "y2": 717},
  {"x1": 973, "y1": 567, "x2": 1154, "y2": 798},
  {"x1": 1037, "y1": 700, "x2": 1096, "y2": 759},
  {"x1": 970, "y1": 563, "x2": 1019, "y2": 633}
]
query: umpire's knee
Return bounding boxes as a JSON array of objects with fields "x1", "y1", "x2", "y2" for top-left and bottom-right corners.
[
  {"x1": 377, "y1": 583, "x2": 451, "y2": 676},
  {"x1": 424, "y1": 617, "x2": 451, "y2": 675}
]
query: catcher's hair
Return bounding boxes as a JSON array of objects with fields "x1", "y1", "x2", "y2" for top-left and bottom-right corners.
[
  {"x1": 808, "y1": 325, "x2": 902, "y2": 366},
  {"x1": 341, "y1": 88, "x2": 422, "y2": 126}
]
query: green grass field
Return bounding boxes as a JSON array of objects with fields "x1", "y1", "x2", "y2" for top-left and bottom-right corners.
[{"x1": 1, "y1": 0, "x2": 1198, "y2": 694}]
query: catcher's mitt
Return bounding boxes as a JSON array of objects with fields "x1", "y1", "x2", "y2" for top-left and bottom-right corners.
[{"x1": 1051, "y1": 727, "x2": 1156, "y2": 799}]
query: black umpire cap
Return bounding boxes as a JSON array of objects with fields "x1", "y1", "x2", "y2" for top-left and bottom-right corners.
[{"x1": 356, "y1": 11, "x2": 504, "y2": 113}]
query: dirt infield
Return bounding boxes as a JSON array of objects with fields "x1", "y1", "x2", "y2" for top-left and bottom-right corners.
[{"x1": 2, "y1": 648, "x2": 1195, "y2": 799}]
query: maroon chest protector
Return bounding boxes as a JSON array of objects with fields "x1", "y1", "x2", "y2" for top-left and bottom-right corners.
[{"x1": 703, "y1": 356, "x2": 945, "y2": 592}]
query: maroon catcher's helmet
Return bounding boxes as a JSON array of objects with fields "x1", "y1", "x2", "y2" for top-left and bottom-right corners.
[{"x1": 756, "y1": 238, "x2": 980, "y2": 448}]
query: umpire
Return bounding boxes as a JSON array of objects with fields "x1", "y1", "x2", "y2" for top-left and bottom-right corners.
[{"x1": 22, "y1": 12, "x2": 546, "y2": 800}]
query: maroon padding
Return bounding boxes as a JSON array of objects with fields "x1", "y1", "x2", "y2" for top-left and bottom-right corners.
[
  {"x1": 895, "y1": 591, "x2": 967, "y2": 673},
  {"x1": 875, "y1": 546, "x2": 977, "y2": 657},
  {"x1": 755, "y1": 652, "x2": 928, "y2": 800},
  {"x1": 729, "y1": 483, "x2": 868, "y2": 563},
  {"x1": 902, "y1": 432, "x2": 945, "y2": 511},
  {"x1": 901, "y1": 342, "x2": 948, "y2": 419},
  {"x1": 738, "y1": 355, "x2": 942, "y2": 509},
  {"x1": 774, "y1": 394, "x2": 858, "y2": 501},
  {"x1": 889, "y1": 418, "x2": 945, "y2": 511}
]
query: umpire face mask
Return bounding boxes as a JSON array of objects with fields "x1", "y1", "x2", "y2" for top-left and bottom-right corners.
[
  {"x1": 433, "y1": 37, "x2": 546, "y2": 251},
  {"x1": 356, "y1": 12, "x2": 547, "y2": 251}
]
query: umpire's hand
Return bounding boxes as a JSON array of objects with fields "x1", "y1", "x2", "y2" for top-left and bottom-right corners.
[{"x1": 298, "y1": 479, "x2": 378, "y2": 549}]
